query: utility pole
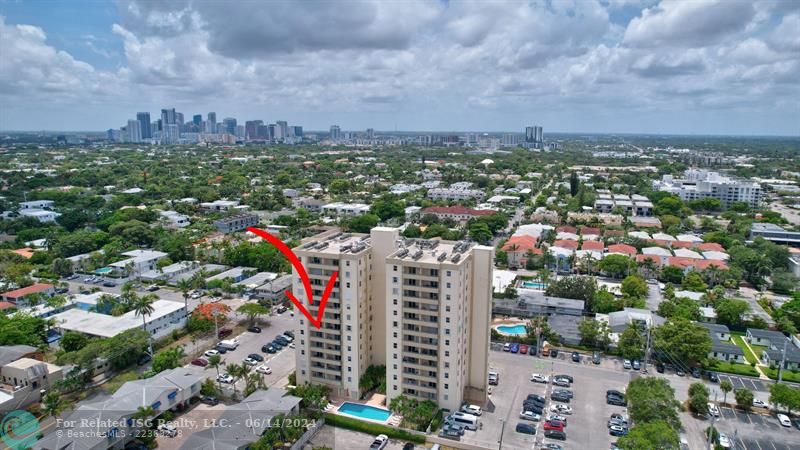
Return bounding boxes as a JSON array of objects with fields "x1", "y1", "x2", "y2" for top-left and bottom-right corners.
[
  {"x1": 707, "y1": 392, "x2": 718, "y2": 450},
  {"x1": 497, "y1": 418, "x2": 505, "y2": 450},
  {"x1": 777, "y1": 338, "x2": 788, "y2": 383},
  {"x1": 643, "y1": 326, "x2": 652, "y2": 373}
]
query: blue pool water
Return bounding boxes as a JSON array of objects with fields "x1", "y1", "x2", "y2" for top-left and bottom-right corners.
[
  {"x1": 521, "y1": 281, "x2": 548, "y2": 290},
  {"x1": 94, "y1": 267, "x2": 113, "y2": 274},
  {"x1": 337, "y1": 402, "x2": 392, "y2": 422},
  {"x1": 497, "y1": 324, "x2": 527, "y2": 336}
]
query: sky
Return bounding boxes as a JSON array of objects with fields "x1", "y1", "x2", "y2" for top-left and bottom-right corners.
[{"x1": 0, "y1": 0, "x2": 798, "y2": 135}]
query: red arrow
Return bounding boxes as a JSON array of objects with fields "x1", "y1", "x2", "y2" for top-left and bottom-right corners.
[{"x1": 247, "y1": 227, "x2": 337, "y2": 329}]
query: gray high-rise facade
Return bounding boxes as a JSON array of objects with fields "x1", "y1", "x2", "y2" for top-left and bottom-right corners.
[
  {"x1": 276, "y1": 121, "x2": 288, "y2": 140},
  {"x1": 193, "y1": 115, "x2": 202, "y2": 127},
  {"x1": 127, "y1": 120, "x2": 142, "y2": 143},
  {"x1": 161, "y1": 108, "x2": 176, "y2": 126},
  {"x1": 207, "y1": 112, "x2": 217, "y2": 133},
  {"x1": 223, "y1": 118, "x2": 237, "y2": 135},
  {"x1": 136, "y1": 112, "x2": 151, "y2": 139},
  {"x1": 330, "y1": 125, "x2": 341, "y2": 140}
]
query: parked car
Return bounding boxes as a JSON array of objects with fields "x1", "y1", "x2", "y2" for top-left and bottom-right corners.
[
  {"x1": 691, "y1": 367, "x2": 702, "y2": 378},
  {"x1": 607, "y1": 396, "x2": 627, "y2": 406},
  {"x1": 520, "y1": 410, "x2": 541, "y2": 421},
  {"x1": 676, "y1": 368, "x2": 686, "y2": 377},
  {"x1": 510, "y1": 343, "x2": 520, "y2": 353},
  {"x1": 256, "y1": 365, "x2": 272, "y2": 375},
  {"x1": 551, "y1": 404, "x2": 573, "y2": 415},
  {"x1": 515, "y1": 423, "x2": 536, "y2": 435},
  {"x1": 204, "y1": 349, "x2": 220, "y2": 358},
  {"x1": 544, "y1": 421, "x2": 565, "y2": 432},
  {"x1": 102, "y1": 281, "x2": 116, "y2": 287},
  {"x1": 609, "y1": 425, "x2": 628, "y2": 436},
  {"x1": 550, "y1": 349, "x2": 559, "y2": 358},
  {"x1": 706, "y1": 371, "x2": 719, "y2": 382},
  {"x1": 753, "y1": 399, "x2": 769, "y2": 409},
  {"x1": 283, "y1": 330, "x2": 295, "y2": 338},
  {"x1": 553, "y1": 388, "x2": 573, "y2": 398},
  {"x1": 217, "y1": 373, "x2": 233, "y2": 384},
  {"x1": 554, "y1": 374, "x2": 574, "y2": 383},
  {"x1": 552, "y1": 377, "x2": 571, "y2": 387},
  {"x1": 606, "y1": 390, "x2": 624, "y2": 398},
  {"x1": 262, "y1": 344, "x2": 277, "y2": 353},
  {"x1": 146, "y1": 285, "x2": 159, "y2": 292},
  {"x1": 623, "y1": 359, "x2": 632, "y2": 369},
  {"x1": 461, "y1": 404, "x2": 482, "y2": 416},
  {"x1": 488, "y1": 371, "x2": 499, "y2": 385},
  {"x1": 439, "y1": 425, "x2": 462, "y2": 440},
  {"x1": 247, "y1": 326, "x2": 262, "y2": 333},
  {"x1": 777, "y1": 413, "x2": 792, "y2": 427},
  {"x1": 707, "y1": 403, "x2": 720, "y2": 417},
  {"x1": 631, "y1": 360, "x2": 641, "y2": 370},
  {"x1": 656, "y1": 362, "x2": 665, "y2": 373},
  {"x1": 272, "y1": 339, "x2": 286, "y2": 348},
  {"x1": 541, "y1": 445, "x2": 564, "y2": 450},
  {"x1": 547, "y1": 413, "x2": 567, "y2": 424},
  {"x1": 531, "y1": 373, "x2": 549, "y2": 383},
  {"x1": 718, "y1": 433, "x2": 731, "y2": 449},
  {"x1": 369, "y1": 434, "x2": 389, "y2": 450},
  {"x1": 503, "y1": 343, "x2": 511, "y2": 352},
  {"x1": 592, "y1": 352, "x2": 601, "y2": 364},
  {"x1": 243, "y1": 357, "x2": 258, "y2": 366},
  {"x1": 402, "y1": 444, "x2": 415, "y2": 450},
  {"x1": 529, "y1": 346, "x2": 537, "y2": 355},
  {"x1": 199, "y1": 395, "x2": 218, "y2": 406},
  {"x1": 544, "y1": 430, "x2": 566, "y2": 440},
  {"x1": 527, "y1": 394, "x2": 546, "y2": 403},
  {"x1": 191, "y1": 358, "x2": 208, "y2": 367},
  {"x1": 519, "y1": 344, "x2": 529, "y2": 354},
  {"x1": 522, "y1": 403, "x2": 544, "y2": 415},
  {"x1": 218, "y1": 328, "x2": 233, "y2": 338},
  {"x1": 551, "y1": 393, "x2": 570, "y2": 403},
  {"x1": 158, "y1": 423, "x2": 178, "y2": 437},
  {"x1": 248, "y1": 353, "x2": 264, "y2": 362},
  {"x1": 215, "y1": 345, "x2": 228, "y2": 354},
  {"x1": 571, "y1": 352, "x2": 580, "y2": 362}
]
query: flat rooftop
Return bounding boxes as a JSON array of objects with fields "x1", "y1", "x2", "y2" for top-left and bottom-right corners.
[
  {"x1": 52, "y1": 299, "x2": 184, "y2": 338},
  {"x1": 295, "y1": 231, "x2": 372, "y2": 256},
  {"x1": 387, "y1": 239, "x2": 472, "y2": 265}
]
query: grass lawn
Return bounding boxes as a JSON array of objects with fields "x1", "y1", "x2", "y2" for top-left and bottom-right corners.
[
  {"x1": 100, "y1": 369, "x2": 140, "y2": 394},
  {"x1": 706, "y1": 361, "x2": 760, "y2": 377},
  {"x1": 750, "y1": 344, "x2": 768, "y2": 360},
  {"x1": 731, "y1": 335, "x2": 759, "y2": 365},
  {"x1": 762, "y1": 367, "x2": 800, "y2": 383}
]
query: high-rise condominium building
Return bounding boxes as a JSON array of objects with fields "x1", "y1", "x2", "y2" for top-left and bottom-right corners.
[
  {"x1": 161, "y1": 108, "x2": 176, "y2": 126},
  {"x1": 653, "y1": 169, "x2": 763, "y2": 209},
  {"x1": 245, "y1": 120, "x2": 263, "y2": 140},
  {"x1": 277, "y1": 121, "x2": 288, "y2": 140},
  {"x1": 293, "y1": 228, "x2": 492, "y2": 411},
  {"x1": 366, "y1": 128, "x2": 374, "y2": 139},
  {"x1": 223, "y1": 118, "x2": 237, "y2": 135},
  {"x1": 293, "y1": 126, "x2": 303, "y2": 137},
  {"x1": 193, "y1": 115, "x2": 202, "y2": 127},
  {"x1": 207, "y1": 112, "x2": 217, "y2": 134},
  {"x1": 126, "y1": 120, "x2": 142, "y2": 143},
  {"x1": 329, "y1": 125, "x2": 341, "y2": 140},
  {"x1": 175, "y1": 112, "x2": 184, "y2": 131},
  {"x1": 136, "y1": 112, "x2": 151, "y2": 139},
  {"x1": 525, "y1": 125, "x2": 543, "y2": 143}
]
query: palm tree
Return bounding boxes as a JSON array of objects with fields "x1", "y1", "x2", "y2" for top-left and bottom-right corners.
[
  {"x1": 720, "y1": 379, "x2": 733, "y2": 406},
  {"x1": 42, "y1": 391, "x2": 63, "y2": 419},
  {"x1": 134, "y1": 294, "x2": 156, "y2": 355},
  {"x1": 176, "y1": 278, "x2": 192, "y2": 311},
  {"x1": 207, "y1": 354, "x2": 222, "y2": 378},
  {"x1": 132, "y1": 405, "x2": 155, "y2": 428}
]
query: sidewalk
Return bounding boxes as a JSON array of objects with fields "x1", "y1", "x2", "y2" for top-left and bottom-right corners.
[{"x1": 737, "y1": 336, "x2": 769, "y2": 380}]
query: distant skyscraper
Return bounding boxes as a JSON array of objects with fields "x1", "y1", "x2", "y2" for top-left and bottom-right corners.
[
  {"x1": 156, "y1": 119, "x2": 163, "y2": 131},
  {"x1": 193, "y1": 115, "x2": 202, "y2": 127},
  {"x1": 293, "y1": 126, "x2": 303, "y2": 137},
  {"x1": 164, "y1": 124, "x2": 179, "y2": 144},
  {"x1": 136, "y1": 112, "x2": 151, "y2": 139},
  {"x1": 161, "y1": 108, "x2": 176, "y2": 126},
  {"x1": 257, "y1": 124, "x2": 270, "y2": 140},
  {"x1": 236, "y1": 125, "x2": 245, "y2": 138},
  {"x1": 276, "y1": 121, "x2": 288, "y2": 140},
  {"x1": 223, "y1": 118, "x2": 237, "y2": 135},
  {"x1": 330, "y1": 125, "x2": 341, "y2": 140},
  {"x1": 366, "y1": 128, "x2": 374, "y2": 139},
  {"x1": 207, "y1": 112, "x2": 217, "y2": 133},
  {"x1": 268, "y1": 124, "x2": 278, "y2": 140},
  {"x1": 525, "y1": 125, "x2": 543, "y2": 147},
  {"x1": 127, "y1": 120, "x2": 142, "y2": 143},
  {"x1": 245, "y1": 120, "x2": 263, "y2": 140}
]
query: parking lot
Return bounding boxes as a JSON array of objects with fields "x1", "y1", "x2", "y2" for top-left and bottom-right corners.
[
  {"x1": 681, "y1": 404, "x2": 800, "y2": 450},
  {"x1": 454, "y1": 348, "x2": 634, "y2": 450},
  {"x1": 307, "y1": 426, "x2": 413, "y2": 450}
]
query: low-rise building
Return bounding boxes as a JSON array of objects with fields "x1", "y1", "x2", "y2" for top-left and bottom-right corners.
[
  {"x1": 109, "y1": 249, "x2": 168, "y2": 277},
  {"x1": 421, "y1": 205, "x2": 495, "y2": 223},
  {"x1": 427, "y1": 187, "x2": 486, "y2": 202},
  {"x1": 502, "y1": 235, "x2": 540, "y2": 269},
  {"x1": 746, "y1": 328, "x2": 788, "y2": 347},
  {"x1": 213, "y1": 213, "x2": 259, "y2": 233},
  {"x1": 700, "y1": 322, "x2": 745, "y2": 364},
  {"x1": 321, "y1": 202, "x2": 371, "y2": 217},
  {"x1": 159, "y1": 210, "x2": 190, "y2": 228},
  {"x1": 750, "y1": 223, "x2": 800, "y2": 247},
  {"x1": 1, "y1": 283, "x2": 55, "y2": 306},
  {"x1": 206, "y1": 267, "x2": 258, "y2": 284},
  {"x1": 200, "y1": 199, "x2": 240, "y2": 211}
]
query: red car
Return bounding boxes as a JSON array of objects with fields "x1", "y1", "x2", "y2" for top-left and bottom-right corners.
[
  {"x1": 218, "y1": 328, "x2": 233, "y2": 338},
  {"x1": 519, "y1": 344, "x2": 529, "y2": 354},
  {"x1": 191, "y1": 358, "x2": 208, "y2": 367},
  {"x1": 543, "y1": 420, "x2": 565, "y2": 432}
]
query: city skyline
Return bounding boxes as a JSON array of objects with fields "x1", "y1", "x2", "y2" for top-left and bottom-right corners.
[{"x1": 0, "y1": 1, "x2": 798, "y2": 135}]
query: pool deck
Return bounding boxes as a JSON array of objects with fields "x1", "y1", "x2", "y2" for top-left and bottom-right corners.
[
  {"x1": 331, "y1": 400, "x2": 399, "y2": 426},
  {"x1": 493, "y1": 319, "x2": 529, "y2": 336}
]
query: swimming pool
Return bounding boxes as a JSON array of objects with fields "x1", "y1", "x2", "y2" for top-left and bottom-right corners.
[
  {"x1": 521, "y1": 281, "x2": 548, "y2": 290},
  {"x1": 94, "y1": 267, "x2": 113, "y2": 274},
  {"x1": 337, "y1": 402, "x2": 392, "y2": 422},
  {"x1": 496, "y1": 324, "x2": 527, "y2": 336}
]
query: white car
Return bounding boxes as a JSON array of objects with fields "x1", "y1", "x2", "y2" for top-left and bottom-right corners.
[
  {"x1": 461, "y1": 404, "x2": 482, "y2": 416},
  {"x1": 707, "y1": 402, "x2": 720, "y2": 417},
  {"x1": 718, "y1": 432, "x2": 731, "y2": 448},
  {"x1": 243, "y1": 357, "x2": 258, "y2": 366},
  {"x1": 503, "y1": 343, "x2": 511, "y2": 352},
  {"x1": 623, "y1": 359, "x2": 632, "y2": 369},
  {"x1": 256, "y1": 365, "x2": 272, "y2": 375},
  {"x1": 204, "y1": 349, "x2": 220, "y2": 358},
  {"x1": 531, "y1": 373, "x2": 549, "y2": 383},
  {"x1": 520, "y1": 410, "x2": 541, "y2": 421},
  {"x1": 777, "y1": 413, "x2": 791, "y2": 427},
  {"x1": 550, "y1": 404, "x2": 573, "y2": 415},
  {"x1": 547, "y1": 413, "x2": 567, "y2": 423},
  {"x1": 369, "y1": 434, "x2": 389, "y2": 450},
  {"x1": 289, "y1": 343, "x2": 296, "y2": 348},
  {"x1": 753, "y1": 399, "x2": 769, "y2": 409},
  {"x1": 158, "y1": 423, "x2": 178, "y2": 437},
  {"x1": 217, "y1": 373, "x2": 233, "y2": 384}
]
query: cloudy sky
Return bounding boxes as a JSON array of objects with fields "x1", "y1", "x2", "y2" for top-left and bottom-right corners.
[{"x1": 0, "y1": 0, "x2": 798, "y2": 135}]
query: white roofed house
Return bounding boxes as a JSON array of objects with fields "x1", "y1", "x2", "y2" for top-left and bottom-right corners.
[
  {"x1": 18, "y1": 199, "x2": 61, "y2": 223},
  {"x1": 642, "y1": 246, "x2": 672, "y2": 265},
  {"x1": 109, "y1": 249, "x2": 168, "y2": 278}
]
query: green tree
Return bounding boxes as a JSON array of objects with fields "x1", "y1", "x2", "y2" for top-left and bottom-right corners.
[
  {"x1": 619, "y1": 324, "x2": 645, "y2": 360},
  {"x1": 657, "y1": 295, "x2": 702, "y2": 321},
  {"x1": 598, "y1": 254, "x2": 634, "y2": 279},
  {"x1": 345, "y1": 214, "x2": 380, "y2": 233},
  {"x1": 621, "y1": 274, "x2": 648, "y2": 299},
  {"x1": 720, "y1": 379, "x2": 733, "y2": 405},
  {"x1": 51, "y1": 257, "x2": 73, "y2": 276},
  {"x1": 735, "y1": 388, "x2": 754, "y2": 411},
  {"x1": 660, "y1": 265, "x2": 684, "y2": 284},
  {"x1": 42, "y1": 391, "x2": 64, "y2": 419},
  {"x1": 468, "y1": 221, "x2": 492, "y2": 244},
  {"x1": 769, "y1": 383, "x2": 800, "y2": 414},
  {"x1": 626, "y1": 377, "x2": 681, "y2": 429},
  {"x1": 592, "y1": 287, "x2": 623, "y2": 314},
  {"x1": 370, "y1": 195, "x2": 405, "y2": 221},
  {"x1": 60, "y1": 330, "x2": 88, "y2": 352},
  {"x1": 569, "y1": 172, "x2": 579, "y2": 197},
  {"x1": 617, "y1": 420, "x2": 679, "y2": 450},
  {"x1": 237, "y1": 303, "x2": 270, "y2": 325},
  {"x1": 545, "y1": 275, "x2": 597, "y2": 304},
  {"x1": 681, "y1": 271, "x2": 708, "y2": 292},
  {"x1": 688, "y1": 382, "x2": 710, "y2": 415},
  {"x1": 328, "y1": 178, "x2": 351, "y2": 194},
  {"x1": 714, "y1": 298, "x2": 749, "y2": 328},
  {"x1": 653, "y1": 319, "x2": 712, "y2": 367},
  {"x1": 152, "y1": 346, "x2": 186, "y2": 373}
]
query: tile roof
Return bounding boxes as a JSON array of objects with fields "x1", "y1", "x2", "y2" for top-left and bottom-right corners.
[
  {"x1": 2, "y1": 283, "x2": 54, "y2": 299},
  {"x1": 502, "y1": 235, "x2": 539, "y2": 253},
  {"x1": 581, "y1": 240, "x2": 605, "y2": 251},
  {"x1": 553, "y1": 240, "x2": 579, "y2": 250},
  {"x1": 607, "y1": 244, "x2": 637, "y2": 255},
  {"x1": 697, "y1": 242, "x2": 725, "y2": 252}
]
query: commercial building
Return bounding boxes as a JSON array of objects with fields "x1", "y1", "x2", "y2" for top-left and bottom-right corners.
[
  {"x1": 426, "y1": 187, "x2": 486, "y2": 202},
  {"x1": 213, "y1": 213, "x2": 260, "y2": 233},
  {"x1": 109, "y1": 249, "x2": 168, "y2": 277},
  {"x1": 750, "y1": 223, "x2": 800, "y2": 247},
  {"x1": 652, "y1": 169, "x2": 763, "y2": 209},
  {"x1": 321, "y1": 202, "x2": 371, "y2": 217},
  {"x1": 292, "y1": 229, "x2": 493, "y2": 411},
  {"x1": 421, "y1": 206, "x2": 495, "y2": 223}
]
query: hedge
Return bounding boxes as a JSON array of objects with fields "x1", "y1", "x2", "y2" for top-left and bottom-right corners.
[
  {"x1": 323, "y1": 413, "x2": 426, "y2": 444},
  {"x1": 706, "y1": 361, "x2": 760, "y2": 377},
  {"x1": 762, "y1": 367, "x2": 800, "y2": 383}
]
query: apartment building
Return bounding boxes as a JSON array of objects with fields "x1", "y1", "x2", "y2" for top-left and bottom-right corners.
[
  {"x1": 292, "y1": 228, "x2": 493, "y2": 411},
  {"x1": 652, "y1": 169, "x2": 763, "y2": 209},
  {"x1": 213, "y1": 213, "x2": 259, "y2": 233}
]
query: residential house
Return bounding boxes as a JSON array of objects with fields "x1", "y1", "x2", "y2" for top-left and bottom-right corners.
[
  {"x1": 213, "y1": 213, "x2": 259, "y2": 233},
  {"x1": 746, "y1": 328, "x2": 787, "y2": 347},
  {"x1": 0, "y1": 345, "x2": 62, "y2": 413},
  {"x1": 1, "y1": 283, "x2": 55, "y2": 306},
  {"x1": 501, "y1": 235, "x2": 540, "y2": 269}
]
